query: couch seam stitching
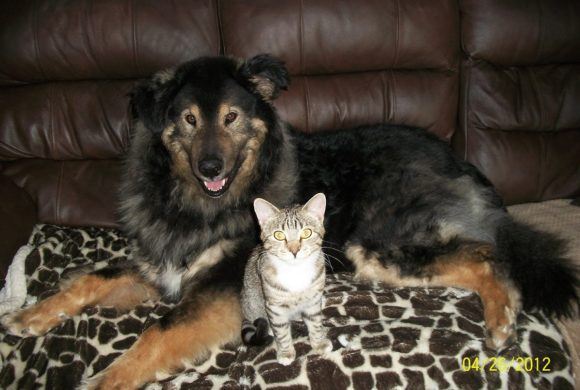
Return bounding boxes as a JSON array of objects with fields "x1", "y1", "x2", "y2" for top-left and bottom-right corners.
[
  {"x1": 130, "y1": 0, "x2": 140, "y2": 75},
  {"x1": 393, "y1": 0, "x2": 400, "y2": 67},
  {"x1": 56, "y1": 161, "x2": 64, "y2": 224},
  {"x1": 32, "y1": 0, "x2": 48, "y2": 80},
  {"x1": 299, "y1": 0, "x2": 305, "y2": 74}
]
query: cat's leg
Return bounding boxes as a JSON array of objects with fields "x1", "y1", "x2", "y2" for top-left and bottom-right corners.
[
  {"x1": 241, "y1": 284, "x2": 273, "y2": 345},
  {"x1": 346, "y1": 243, "x2": 520, "y2": 350},
  {"x1": 85, "y1": 287, "x2": 242, "y2": 390},
  {"x1": 302, "y1": 298, "x2": 332, "y2": 355},
  {"x1": 2, "y1": 267, "x2": 158, "y2": 336},
  {"x1": 266, "y1": 305, "x2": 296, "y2": 365},
  {"x1": 242, "y1": 317, "x2": 274, "y2": 346}
]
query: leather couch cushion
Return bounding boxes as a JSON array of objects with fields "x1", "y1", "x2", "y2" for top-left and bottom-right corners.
[
  {"x1": 275, "y1": 70, "x2": 457, "y2": 139},
  {"x1": 456, "y1": 0, "x2": 580, "y2": 204},
  {"x1": 0, "y1": 0, "x2": 220, "y2": 85},
  {"x1": 461, "y1": 0, "x2": 580, "y2": 66},
  {"x1": 0, "y1": 174, "x2": 36, "y2": 282},
  {"x1": 0, "y1": 81, "x2": 131, "y2": 161},
  {"x1": 222, "y1": 0, "x2": 459, "y2": 138},
  {"x1": 0, "y1": 0, "x2": 461, "y2": 227},
  {"x1": 0, "y1": 0, "x2": 221, "y2": 227},
  {"x1": 221, "y1": 0, "x2": 458, "y2": 74},
  {"x1": 2, "y1": 160, "x2": 121, "y2": 228}
]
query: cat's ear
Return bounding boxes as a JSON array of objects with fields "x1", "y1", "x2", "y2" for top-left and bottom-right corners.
[
  {"x1": 303, "y1": 193, "x2": 326, "y2": 222},
  {"x1": 253, "y1": 198, "x2": 280, "y2": 226}
]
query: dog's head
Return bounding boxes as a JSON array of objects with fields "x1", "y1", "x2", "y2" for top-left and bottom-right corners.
[{"x1": 130, "y1": 54, "x2": 289, "y2": 199}]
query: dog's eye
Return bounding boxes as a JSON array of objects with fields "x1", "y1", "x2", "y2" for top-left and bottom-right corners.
[
  {"x1": 224, "y1": 112, "x2": 238, "y2": 125},
  {"x1": 185, "y1": 114, "x2": 197, "y2": 126},
  {"x1": 300, "y1": 228, "x2": 312, "y2": 239},
  {"x1": 273, "y1": 231, "x2": 286, "y2": 241}
]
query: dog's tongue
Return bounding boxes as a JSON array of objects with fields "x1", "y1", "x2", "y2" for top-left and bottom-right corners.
[{"x1": 204, "y1": 178, "x2": 227, "y2": 192}]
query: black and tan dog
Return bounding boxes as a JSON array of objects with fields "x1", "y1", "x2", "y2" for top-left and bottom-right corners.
[{"x1": 3, "y1": 55, "x2": 578, "y2": 388}]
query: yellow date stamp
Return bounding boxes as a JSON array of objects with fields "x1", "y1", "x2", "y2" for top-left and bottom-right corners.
[{"x1": 462, "y1": 356, "x2": 551, "y2": 373}]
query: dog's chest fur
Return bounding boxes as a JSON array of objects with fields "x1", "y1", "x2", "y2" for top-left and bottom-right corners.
[{"x1": 147, "y1": 238, "x2": 241, "y2": 299}]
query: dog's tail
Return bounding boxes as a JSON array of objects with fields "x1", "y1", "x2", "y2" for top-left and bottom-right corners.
[
  {"x1": 241, "y1": 318, "x2": 274, "y2": 346},
  {"x1": 496, "y1": 218, "x2": 579, "y2": 318}
]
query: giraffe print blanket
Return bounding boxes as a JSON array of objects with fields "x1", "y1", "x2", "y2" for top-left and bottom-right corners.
[{"x1": 0, "y1": 225, "x2": 574, "y2": 389}]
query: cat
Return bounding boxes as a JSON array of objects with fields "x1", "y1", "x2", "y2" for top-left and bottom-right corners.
[{"x1": 241, "y1": 193, "x2": 333, "y2": 365}]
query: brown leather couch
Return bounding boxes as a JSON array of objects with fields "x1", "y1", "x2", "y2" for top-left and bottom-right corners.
[{"x1": 1, "y1": 0, "x2": 579, "y2": 381}]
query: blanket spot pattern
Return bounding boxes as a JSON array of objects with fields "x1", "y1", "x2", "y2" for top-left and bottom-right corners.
[{"x1": 0, "y1": 225, "x2": 574, "y2": 389}]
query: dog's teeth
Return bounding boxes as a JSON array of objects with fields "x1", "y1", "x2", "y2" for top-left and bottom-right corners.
[{"x1": 204, "y1": 178, "x2": 227, "y2": 192}]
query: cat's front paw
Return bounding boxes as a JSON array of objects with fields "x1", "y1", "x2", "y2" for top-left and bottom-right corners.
[
  {"x1": 312, "y1": 338, "x2": 333, "y2": 356},
  {"x1": 276, "y1": 347, "x2": 296, "y2": 366}
]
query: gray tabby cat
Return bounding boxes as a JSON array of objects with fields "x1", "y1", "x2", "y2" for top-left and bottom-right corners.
[{"x1": 241, "y1": 193, "x2": 332, "y2": 365}]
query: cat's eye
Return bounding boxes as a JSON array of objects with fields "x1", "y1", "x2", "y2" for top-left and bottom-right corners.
[
  {"x1": 185, "y1": 114, "x2": 197, "y2": 126},
  {"x1": 300, "y1": 228, "x2": 312, "y2": 239},
  {"x1": 224, "y1": 111, "x2": 238, "y2": 125},
  {"x1": 273, "y1": 231, "x2": 286, "y2": 241}
]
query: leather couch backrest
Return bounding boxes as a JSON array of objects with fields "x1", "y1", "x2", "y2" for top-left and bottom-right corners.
[
  {"x1": 3, "y1": 0, "x2": 579, "y2": 228},
  {"x1": 456, "y1": 0, "x2": 580, "y2": 204},
  {"x1": 221, "y1": 0, "x2": 459, "y2": 138},
  {"x1": 0, "y1": 0, "x2": 460, "y2": 228},
  {"x1": 0, "y1": 0, "x2": 221, "y2": 227}
]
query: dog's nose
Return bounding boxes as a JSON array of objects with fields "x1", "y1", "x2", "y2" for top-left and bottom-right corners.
[{"x1": 198, "y1": 157, "x2": 223, "y2": 178}]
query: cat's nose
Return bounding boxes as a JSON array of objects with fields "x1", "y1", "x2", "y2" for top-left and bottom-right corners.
[{"x1": 287, "y1": 241, "x2": 300, "y2": 257}]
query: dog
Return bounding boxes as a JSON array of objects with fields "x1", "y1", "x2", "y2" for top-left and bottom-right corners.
[{"x1": 3, "y1": 54, "x2": 578, "y2": 389}]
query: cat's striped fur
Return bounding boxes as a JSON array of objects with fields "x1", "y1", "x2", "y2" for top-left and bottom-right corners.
[{"x1": 241, "y1": 193, "x2": 332, "y2": 365}]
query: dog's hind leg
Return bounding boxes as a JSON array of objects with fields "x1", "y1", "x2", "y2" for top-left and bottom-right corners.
[
  {"x1": 429, "y1": 244, "x2": 521, "y2": 350},
  {"x1": 85, "y1": 288, "x2": 242, "y2": 390},
  {"x1": 2, "y1": 267, "x2": 158, "y2": 336},
  {"x1": 347, "y1": 243, "x2": 521, "y2": 350}
]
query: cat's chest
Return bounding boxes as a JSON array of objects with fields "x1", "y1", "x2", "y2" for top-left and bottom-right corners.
[{"x1": 271, "y1": 259, "x2": 318, "y2": 293}]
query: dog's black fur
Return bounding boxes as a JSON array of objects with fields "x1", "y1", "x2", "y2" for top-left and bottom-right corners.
[
  {"x1": 118, "y1": 56, "x2": 296, "y2": 300},
  {"x1": 295, "y1": 125, "x2": 578, "y2": 317},
  {"x1": 121, "y1": 53, "x2": 577, "y2": 323},
  {"x1": 122, "y1": 55, "x2": 578, "y2": 322},
  {"x1": 6, "y1": 54, "x2": 577, "y2": 388}
]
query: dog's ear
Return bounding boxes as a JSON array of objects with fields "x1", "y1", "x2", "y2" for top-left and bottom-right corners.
[
  {"x1": 239, "y1": 54, "x2": 290, "y2": 102},
  {"x1": 130, "y1": 68, "x2": 177, "y2": 133}
]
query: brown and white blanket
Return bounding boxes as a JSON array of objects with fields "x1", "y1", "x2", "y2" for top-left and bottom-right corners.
[{"x1": 0, "y1": 225, "x2": 574, "y2": 389}]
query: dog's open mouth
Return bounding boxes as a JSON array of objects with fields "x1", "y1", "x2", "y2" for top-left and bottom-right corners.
[
  {"x1": 197, "y1": 175, "x2": 233, "y2": 198},
  {"x1": 202, "y1": 177, "x2": 230, "y2": 197},
  {"x1": 196, "y1": 156, "x2": 244, "y2": 198}
]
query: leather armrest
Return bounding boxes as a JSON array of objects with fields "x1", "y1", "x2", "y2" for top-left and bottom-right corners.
[{"x1": 0, "y1": 174, "x2": 37, "y2": 285}]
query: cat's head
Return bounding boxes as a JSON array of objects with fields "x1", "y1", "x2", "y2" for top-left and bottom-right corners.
[{"x1": 253, "y1": 193, "x2": 326, "y2": 263}]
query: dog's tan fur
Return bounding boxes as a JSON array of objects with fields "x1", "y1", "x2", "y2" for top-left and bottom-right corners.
[
  {"x1": 4, "y1": 273, "x2": 158, "y2": 336},
  {"x1": 87, "y1": 291, "x2": 241, "y2": 390},
  {"x1": 347, "y1": 242, "x2": 521, "y2": 349}
]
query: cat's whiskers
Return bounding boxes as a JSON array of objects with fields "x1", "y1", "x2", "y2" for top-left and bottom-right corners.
[
  {"x1": 322, "y1": 252, "x2": 346, "y2": 269},
  {"x1": 321, "y1": 239, "x2": 345, "y2": 248},
  {"x1": 321, "y1": 246, "x2": 346, "y2": 254},
  {"x1": 322, "y1": 254, "x2": 335, "y2": 272},
  {"x1": 320, "y1": 248, "x2": 346, "y2": 264}
]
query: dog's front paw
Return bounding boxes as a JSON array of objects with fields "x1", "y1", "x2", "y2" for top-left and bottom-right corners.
[
  {"x1": 2, "y1": 308, "x2": 63, "y2": 337},
  {"x1": 312, "y1": 338, "x2": 333, "y2": 356},
  {"x1": 276, "y1": 347, "x2": 296, "y2": 366},
  {"x1": 83, "y1": 368, "x2": 138, "y2": 390}
]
